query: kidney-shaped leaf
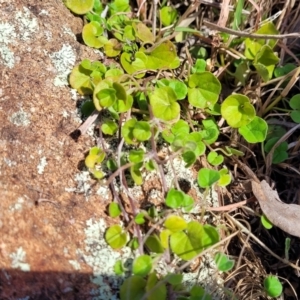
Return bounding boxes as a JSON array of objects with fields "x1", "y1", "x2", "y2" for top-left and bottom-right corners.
[
  {"x1": 221, "y1": 94, "x2": 255, "y2": 128},
  {"x1": 188, "y1": 72, "x2": 221, "y2": 108},
  {"x1": 150, "y1": 86, "x2": 180, "y2": 121},
  {"x1": 238, "y1": 116, "x2": 268, "y2": 143},
  {"x1": 82, "y1": 21, "x2": 108, "y2": 48},
  {"x1": 170, "y1": 221, "x2": 219, "y2": 261}
]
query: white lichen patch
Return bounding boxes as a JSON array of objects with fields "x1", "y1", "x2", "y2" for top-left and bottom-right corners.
[
  {"x1": 63, "y1": 26, "x2": 76, "y2": 40},
  {"x1": 78, "y1": 218, "x2": 133, "y2": 299},
  {"x1": 96, "y1": 185, "x2": 111, "y2": 200},
  {"x1": 9, "y1": 109, "x2": 30, "y2": 126},
  {"x1": 65, "y1": 170, "x2": 92, "y2": 197},
  {"x1": 68, "y1": 259, "x2": 81, "y2": 270},
  {"x1": 0, "y1": 22, "x2": 17, "y2": 44},
  {"x1": 9, "y1": 197, "x2": 25, "y2": 212},
  {"x1": 0, "y1": 7, "x2": 39, "y2": 68},
  {"x1": 37, "y1": 156, "x2": 47, "y2": 174},
  {"x1": 15, "y1": 7, "x2": 39, "y2": 41},
  {"x1": 49, "y1": 44, "x2": 76, "y2": 86},
  {"x1": 9, "y1": 247, "x2": 30, "y2": 271},
  {"x1": 3, "y1": 157, "x2": 17, "y2": 167}
]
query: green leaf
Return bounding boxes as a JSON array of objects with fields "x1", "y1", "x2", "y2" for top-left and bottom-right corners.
[
  {"x1": 182, "y1": 150, "x2": 196, "y2": 168},
  {"x1": 95, "y1": 88, "x2": 116, "y2": 107},
  {"x1": 133, "y1": 22, "x2": 154, "y2": 43},
  {"x1": 113, "y1": 260, "x2": 125, "y2": 275},
  {"x1": 160, "y1": 6, "x2": 178, "y2": 26},
  {"x1": 160, "y1": 229, "x2": 171, "y2": 249},
  {"x1": 65, "y1": 0, "x2": 94, "y2": 14},
  {"x1": 130, "y1": 164, "x2": 143, "y2": 185},
  {"x1": 113, "y1": 94, "x2": 133, "y2": 113},
  {"x1": 186, "y1": 132, "x2": 206, "y2": 156},
  {"x1": 133, "y1": 121, "x2": 151, "y2": 141},
  {"x1": 122, "y1": 118, "x2": 137, "y2": 144},
  {"x1": 120, "y1": 51, "x2": 147, "y2": 77},
  {"x1": 104, "y1": 38, "x2": 122, "y2": 57},
  {"x1": 101, "y1": 120, "x2": 118, "y2": 135},
  {"x1": 82, "y1": 21, "x2": 108, "y2": 48},
  {"x1": 105, "y1": 225, "x2": 127, "y2": 249},
  {"x1": 274, "y1": 63, "x2": 296, "y2": 78},
  {"x1": 129, "y1": 149, "x2": 145, "y2": 163},
  {"x1": 146, "y1": 272, "x2": 167, "y2": 300},
  {"x1": 264, "y1": 137, "x2": 288, "y2": 164},
  {"x1": 200, "y1": 118, "x2": 219, "y2": 144},
  {"x1": 150, "y1": 86, "x2": 180, "y2": 121},
  {"x1": 166, "y1": 274, "x2": 183, "y2": 285},
  {"x1": 109, "y1": 202, "x2": 122, "y2": 218},
  {"x1": 145, "y1": 40, "x2": 179, "y2": 70},
  {"x1": 165, "y1": 189, "x2": 185, "y2": 209},
  {"x1": 214, "y1": 252, "x2": 235, "y2": 272},
  {"x1": 170, "y1": 221, "x2": 219, "y2": 261},
  {"x1": 207, "y1": 151, "x2": 224, "y2": 166},
  {"x1": 261, "y1": 214, "x2": 273, "y2": 229},
  {"x1": 164, "y1": 215, "x2": 187, "y2": 233},
  {"x1": 162, "y1": 120, "x2": 190, "y2": 143},
  {"x1": 221, "y1": 94, "x2": 255, "y2": 128},
  {"x1": 132, "y1": 255, "x2": 152, "y2": 276},
  {"x1": 198, "y1": 168, "x2": 220, "y2": 188},
  {"x1": 81, "y1": 100, "x2": 95, "y2": 117},
  {"x1": 290, "y1": 94, "x2": 300, "y2": 123},
  {"x1": 109, "y1": 0, "x2": 130, "y2": 14},
  {"x1": 217, "y1": 168, "x2": 231, "y2": 187},
  {"x1": 192, "y1": 58, "x2": 206, "y2": 73},
  {"x1": 263, "y1": 276, "x2": 283, "y2": 298},
  {"x1": 120, "y1": 276, "x2": 146, "y2": 300},
  {"x1": 145, "y1": 235, "x2": 164, "y2": 253},
  {"x1": 135, "y1": 212, "x2": 146, "y2": 225},
  {"x1": 93, "y1": 80, "x2": 111, "y2": 110},
  {"x1": 253, "y1": 45, "x2": 279, "y2": 81},
  {"x1": 69, "y1": 65, "x2": 95, "y2": 95},
  {"x1": 190, "y1": 286, "x2": 212, "y2": 300},
  {"x1": 85, "y1": 147, "x2": 105, "y2": 168},
  {"x1": 128, "y1": 237, "x2": 140, "y2": 251},
  {"x1": 187, "y1": 72, "x2": 221, "y2": 108},
  {"x1": 244, "y1": 22, "x2": 278, "y2": 59},
  {"x1": 157, "y1": 79, "x2": 188, "y2": 100},
  {"x1": 238, "y1": 116, "x2": 268, "y2": 143}
]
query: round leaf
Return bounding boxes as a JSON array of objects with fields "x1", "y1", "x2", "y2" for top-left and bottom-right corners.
[
  {"x1": 264, "y1": 137, "x2": 288, "y2": 164},
  {"x1": 150, "y1": 86, "x2": 180, "y2": 121},
  {"x1": 101, "y1": 120, "x2": 118, "y2": 135},
  {"x1": 109, "y1": 202, "x2": 122, "y2": 218},
  {"x1": 170, "y1": 221, "x2": 219, "y2": 261},
  {"x1": 132, "y1": 255, "x2": 152, "y2": 276},
  {"x1": 263, "y1": 276, "x2": 283, "y2": 298},
  {"x1": 198, "y1": 168, "x2": 220, "y2": 188},
  {"x1": 82, "y1": 21, "x2": 107, "y2": 48},
  {"x1": 164, "y1": 215, "x2": 187, "y2": 233},
  {"x1": 104, "y1": 38, "x2": 122, "y2": 57},
  {"x1": 214, "y1": 252, "x2": 235, "y2": 272},
  {"x1": 120, "y1": 276, "x2": 146, "y2": 300},
  {"x1": 221, "y1": 94, "x2": 255, "y2": 128},
  {"x1": 105, "y1": 225, "x2": 127, "y2": 249},
  {"x1": 187, "y1": 72, "x2": 221, "y2": 108},
  {"x1": 238, "y1": 116, "x2": 268, "y2": 143},
  {"x1": 207, "y1": 151, "x2": 224, "y2": 166},
  {"x1": 145, "y1": 235, "x2": 164, "y2": 253},
  {"x1": 133, "y1": 121, "x2": 151, "y2": 141},
  {"x1": 160, "y1": 6, "x2": 178, "y2": 26},
  {"x1": 65, "y1": 0, "x2": 94, "y2": 14}
]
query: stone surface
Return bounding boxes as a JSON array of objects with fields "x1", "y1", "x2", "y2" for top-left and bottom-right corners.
[{"x1": 0, "y1": 1, "x2": 111, "y2": 298}]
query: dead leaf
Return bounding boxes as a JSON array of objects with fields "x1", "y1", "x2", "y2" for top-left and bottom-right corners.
[{"x1": 252, "y1": 180, "x2": 300, "y2": 238}]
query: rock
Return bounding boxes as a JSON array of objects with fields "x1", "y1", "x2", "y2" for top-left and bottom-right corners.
[{"x1": 0, "y1": 1, "x2": 110, "y2": 298}]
